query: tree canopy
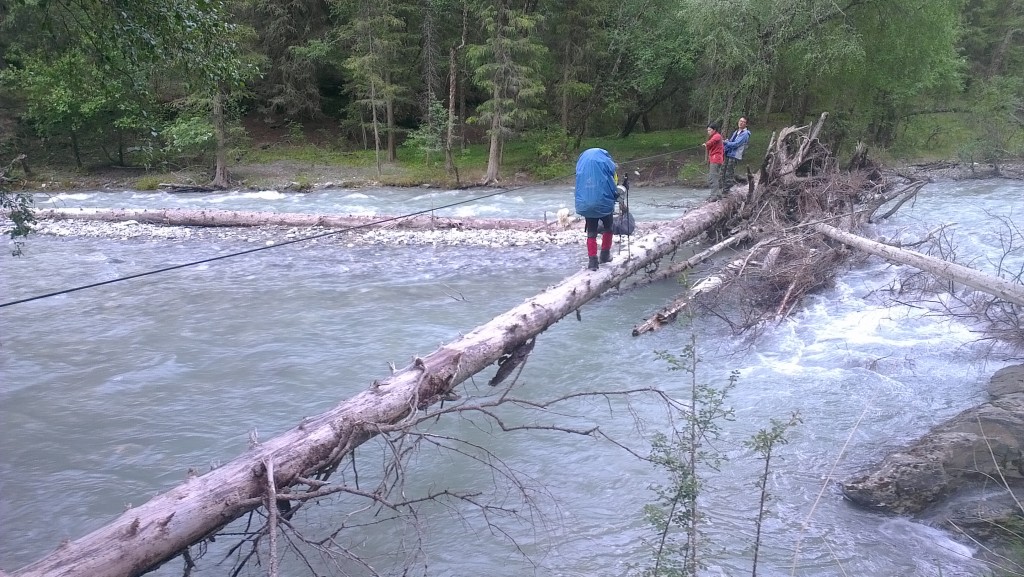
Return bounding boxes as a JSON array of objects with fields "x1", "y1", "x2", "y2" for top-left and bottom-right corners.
[{"x1": 1, "y1": 0, "x2": 1020, "y2": 178}]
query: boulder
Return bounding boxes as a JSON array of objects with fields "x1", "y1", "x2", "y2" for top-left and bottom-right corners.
[{"x1": 840, "y1": 365, "x2": 1024, "y2": 534}]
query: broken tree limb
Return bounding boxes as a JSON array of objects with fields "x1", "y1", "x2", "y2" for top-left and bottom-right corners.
[
  {"x1": 813, "y1": 222, "x2": 1024, "y2": 306},
  {"x1": 873, "y1": 181, "x2": 926, "y2": 222},
  {"x1": 264, "y1": 458, "x2": 279, "y2": 577},
  {"x1": 631, "y1": 265, "x2": 731, "y2": 336},
  {"x1": 764, "y1": 112, "x2": 830, "y2": 186},
  {"x1": 11, "y1": 201, "x2": 733, "y2": 577},
  {"x1": 622, "y1": 230, "x2": 750, "y2": 291},
  {"x1": 852, "y1": 179, "x2": 927, "y2": 225},
  {"x1": 632, "y1": 248, "x2": 763, "y2": 336},
  {"x1": 632, "y1": 238, "x2": 778, "y2": 336}
]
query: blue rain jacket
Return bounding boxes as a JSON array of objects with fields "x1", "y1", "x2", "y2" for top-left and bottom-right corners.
[{"x1": 574, "y1": 148, "x2": 617, "y2": 218}]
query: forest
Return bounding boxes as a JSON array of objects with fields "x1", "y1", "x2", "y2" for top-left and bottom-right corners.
[{"x1": 1, "y1": 0, "x2": 1022, "y2": 189}]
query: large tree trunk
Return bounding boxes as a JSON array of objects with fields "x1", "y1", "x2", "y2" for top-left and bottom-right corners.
[
  {"x1": 209, "y1": 89, "x2": 230, "y2": 189},
  {"x1": 12, "y1": 202, "x2": 733, "y2": 577},
  {"x1": 482, "y1": 84, "x2": 503, "y2": 185},
  {"x1": 370, "y1": 81, "x2": 383, "y2": 177},
  {"x1": 30, "y1": 207, "x2": 603, "y2": 232},
  {"x1": 444, "y1": 30, "x2": 464, "y2": 181},
  {"x1": 813, "y1": 223, "x2": 1024, "y2": 306},
  {"x1": 386, "y1": 71, "x2": 397, "y2": 163}
]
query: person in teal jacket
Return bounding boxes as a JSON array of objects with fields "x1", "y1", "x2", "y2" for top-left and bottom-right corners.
[
  {"x1": 722, "y1": 116, "x2": 750, "y2": 194},
  {"x1": 574, "y1": 148, "x2": 622, "y2": 270}
]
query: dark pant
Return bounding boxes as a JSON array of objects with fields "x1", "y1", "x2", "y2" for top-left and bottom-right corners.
[
  {"x1": 584, "y1": 215, "x2": 614, "y2": 237},
  {"x1": 722, "y1": 156, "x2": 739, "y2": 192},
  {"x1": 584, "y1": 215, "x2": 614, "y2": 257},
  {"x1": 708, "y1": 162, "x2": 721, "y2": 190}
]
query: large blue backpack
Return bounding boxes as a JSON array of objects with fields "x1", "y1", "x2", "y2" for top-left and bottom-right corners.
[{"x1": 574, "y1": 148, "x2": 617, "y2": 218}]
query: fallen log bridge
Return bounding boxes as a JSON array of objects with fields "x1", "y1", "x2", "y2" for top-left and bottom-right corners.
[{"x1": 12, "y1": 200, "x2": 733, "y2": 577}]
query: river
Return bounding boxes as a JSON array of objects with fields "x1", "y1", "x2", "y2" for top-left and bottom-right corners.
[{"x1": 1, "y1": 179, "x2": 1021, "y2": 576}]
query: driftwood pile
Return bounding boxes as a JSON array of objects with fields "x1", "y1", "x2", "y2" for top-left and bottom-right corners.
[{"x1": 634, "y1": 113, "x2": 1023, "y2": 338}]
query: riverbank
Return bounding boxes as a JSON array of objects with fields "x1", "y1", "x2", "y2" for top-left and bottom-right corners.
[
  {"x1": 8, "y1": 152, "x2": 1024, "y2": 195},
  {"x1": 13, "y1": 156, "x2": 1024, "y2": 252}
]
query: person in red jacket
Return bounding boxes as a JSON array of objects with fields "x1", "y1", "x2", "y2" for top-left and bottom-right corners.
[{"x1": 702, "y1": 122, "x2": 724, "y2": 199}]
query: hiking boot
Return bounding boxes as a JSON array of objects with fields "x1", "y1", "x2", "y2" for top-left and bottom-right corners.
[
  {"x1": 588, "y1": 256, "x2": 599, "y2": 271},
  {"x1": 599, "y1": 249, "x2": 612, "y2": 264}
]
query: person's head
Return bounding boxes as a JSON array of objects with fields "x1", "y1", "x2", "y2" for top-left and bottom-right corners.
[
  {"x1": 738, "y1": 117, "x2": 748, "y2": 129},
  {"x1": 707, "y1": 122, "x2": 720, "y2": 133}
]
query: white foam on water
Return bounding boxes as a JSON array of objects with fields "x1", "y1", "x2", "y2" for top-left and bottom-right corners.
[{"x1": 41, "y1": 192, "x2": 93, "y2": 203}]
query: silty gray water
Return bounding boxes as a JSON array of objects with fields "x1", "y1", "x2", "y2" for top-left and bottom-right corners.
[{"x1": 1, "y1": 179, "x2": 1021, "y2": 575}]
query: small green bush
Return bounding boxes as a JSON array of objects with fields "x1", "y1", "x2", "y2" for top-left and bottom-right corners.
[{"x1": 134, "y1": 175, "x2": 163, "y2": 190}]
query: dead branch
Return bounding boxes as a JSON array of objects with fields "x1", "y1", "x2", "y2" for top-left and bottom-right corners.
[
  {"x1": 263, "y1": 459, "x2": 279, "y2": 577},
  {"x1": 622, "y1": 230, "x2": 750, "y2": 292},
  {"x1": 871, "y1": 180, "x2": 927, "y2": 222},
  {"x1": 632, "y1": 254, "x2": 748, "y2": 336}
]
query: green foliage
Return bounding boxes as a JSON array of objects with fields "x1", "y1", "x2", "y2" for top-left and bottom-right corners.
[
  {"x1": 291, "y1": 174, "x2": 313, "y2": 191},
  {"x1": 1, "y1": 0, "x2": 260, "y2": 183},
  {"x1": 330, "y1": 0, "x2": 417, "y2": 164},
  {"x1": 286, "y1": 120, "x2": 307, "y2": 145},
  {"x1": 1, "y1": 191, "x2": 34, "y2": 256},
  {"x1": 746, "y1": 412, "x2": 802, "y2": 576},
  {"x1": 851, "y1": 0, "x2": 965, "y2": 145},
  {"x1": 970, "y1": 75, "x2": 1024, "y2": 159},
  {"x1": 1, "y1": 52, "x2": 106, "y2": 136},
  {"x1": 2, "y1": 0, "x2": 1020, "y2": 179},
  {"x1": 133, "y1": 175, "x2": 164, "y2": 191},
  {"x1": 523, "y1": 128, "x2": 576, "y2": 180},
  {"x1": 405, "y1": 100, "x2": 448, "y2": 164},
  {"x1": 162, "y1": 115, "x2": 215, "y2": 155},
  {"x1": 1002, "y1": 515, "x2": 1024, "y2": 572},
  {"x1": 637, "y1": 338, "x2": 736, "y2": 577},
  {"x1": 636, "y1": 336, "x2": 800, "y2": 577},
  {"x1": 961, "y1": 0, "x2": 1024, "y2": 78},
  {"x1": 0, "y1": 48, "x2": 152, "y2": 168},
  {"x1": 0, "y1": 156, "x2": 34, "y2": 256},
  {"x1": 467, "y1": 2, "x2": 549, "y2": 178},
  {"x1": 534, "y1": 128, "x2": 572, "y2": 164},
  {"x1": 675, "y1": 161, "x2": 706, "y2": 185},
  {"x1": 886, "y1": 113, "x2": 973, "y2": 162},
  {"x1": 240, "y1": 0, "x2": 331, "y2": 119}
]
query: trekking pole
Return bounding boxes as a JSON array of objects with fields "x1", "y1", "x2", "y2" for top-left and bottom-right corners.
[{"x1": 624, "y1": 173, "x2": 632, "y2": 261}]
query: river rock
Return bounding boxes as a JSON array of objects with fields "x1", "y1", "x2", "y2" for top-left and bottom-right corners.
[{"x1": 840, "y1": 365, "x2": 1023, "y2": 537}]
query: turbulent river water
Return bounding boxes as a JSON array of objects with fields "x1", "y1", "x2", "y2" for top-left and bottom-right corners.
[{"x1": 1, "y1": 179, "x2": 1021, "y2": 576}]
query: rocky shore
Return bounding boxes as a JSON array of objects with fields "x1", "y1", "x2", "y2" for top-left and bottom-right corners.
[
  {"x1": 841, "y1": 364, "x2": 1024, "y2": 544},
  {"x1": 30, "y1": 217, "x2": 617, "y2": 248}
]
